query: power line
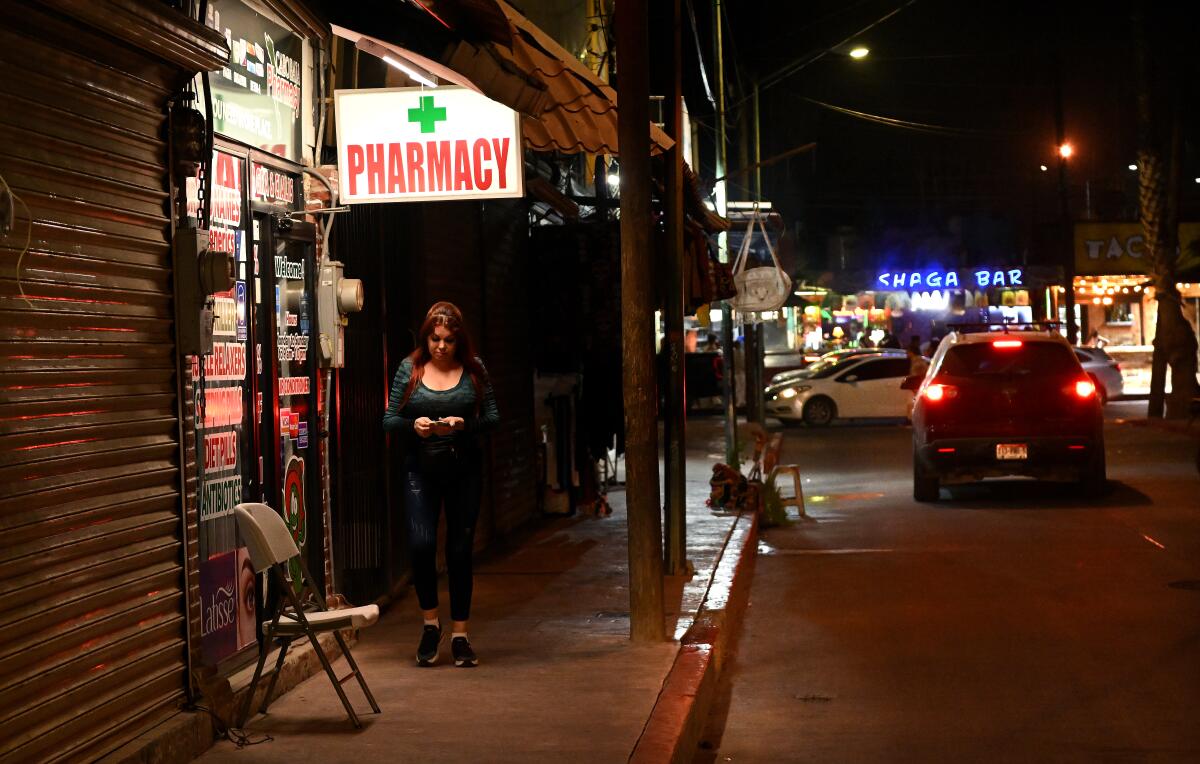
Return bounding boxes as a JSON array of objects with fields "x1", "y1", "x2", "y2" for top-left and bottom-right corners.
[
  {"x1": 684, "y1": 0, "x2": 715, "y2": 107},
  {"x1": 803, "y1": 96, "x2": 1026, "y2": 137},
  {"x1": 734, "y1": 0, "x2": 920, "y2": 111},
  {"x1": 714, "y1": 141, "x2": 817, "y2": 183}
]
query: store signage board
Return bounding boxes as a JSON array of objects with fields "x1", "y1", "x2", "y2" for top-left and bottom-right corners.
[
  {"x1": 199, "y1": 0, "x2": 304, "y2": 163},
  {"x1": 335, "y1": 86, "x2": 524, "y2": 203},
  {"x1": 876, "y1": 267, "x2": 1025, "y2": 290},
  {"x1": 1074, "y1": 222, "x2": 1200, "y2": 276}
]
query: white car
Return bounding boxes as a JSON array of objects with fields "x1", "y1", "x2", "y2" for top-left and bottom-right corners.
[
  {"x1": 767, "y1": 353, "x2": 916, "y2": 426},
  {"x1": 1073, "y1": 347, "x2": 1124, "y2": 403},
  {"x1": 768, "y1": 347, "x2": 907, "y2": 387}
]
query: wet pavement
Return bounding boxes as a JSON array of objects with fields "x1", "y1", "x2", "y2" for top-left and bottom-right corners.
[
  {"x1": 195, "y1": 417, "x2": 749, "y2": 763},
  {"x1": 699, "y1": 406, "x2": 1200, "y2": 762}
]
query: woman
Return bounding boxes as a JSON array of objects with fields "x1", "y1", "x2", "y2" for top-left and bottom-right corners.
[{"x1": 383, "y1": 302, "x2": 499, "y2": 667}]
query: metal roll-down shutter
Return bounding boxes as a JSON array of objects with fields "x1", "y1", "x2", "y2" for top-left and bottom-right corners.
[{"x1": 0, "y1": 2, "x2": 226, "y2": 761}]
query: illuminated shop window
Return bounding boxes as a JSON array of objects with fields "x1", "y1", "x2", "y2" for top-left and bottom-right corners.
[{"x1": 1104, "y1": 302, "x2": 1133, "y2": 324}]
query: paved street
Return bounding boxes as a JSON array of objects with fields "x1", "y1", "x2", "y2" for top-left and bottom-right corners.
[{"x1": 699, "y1": 402, "x2": 1200, "y2": 762}]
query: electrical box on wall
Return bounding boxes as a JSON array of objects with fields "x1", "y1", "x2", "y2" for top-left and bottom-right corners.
[
  {"x1": 316, "y1": 260, "x2": 364, "y2": 368},
  {"x1": 175, "y1": 226, "x2": 236, "y2": 357}
]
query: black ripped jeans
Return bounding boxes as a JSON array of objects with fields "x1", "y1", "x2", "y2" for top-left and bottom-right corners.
[{"x1": 404, "y1": 445, "x2": 482, "y2": 622}]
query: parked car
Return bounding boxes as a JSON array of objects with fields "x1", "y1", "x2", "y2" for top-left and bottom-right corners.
[
  {"x1": 767, "y1": 353, "x2": 914, "y2": 426},
  {"x1": 1073, "y1": 346, "x2": 1124, "y2": 402},
  {"x1": 768, "y1": 348, "x2": 906, "y2": 386},
  {"x1": 909, "y1": 328, "x2": 1105, "y2": 502},
  {"x1": 763, "y1": 351, "x2": 816, "y2": 379}
]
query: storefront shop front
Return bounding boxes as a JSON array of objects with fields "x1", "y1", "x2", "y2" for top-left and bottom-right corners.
[
  {"x1": 1073, "y1": 222, "x2": 1200, "y2": 393},
  {"x1": 795, "y1": 265, "x2": 1062, "y2": 354},
  {"x1": 187, "y1": 0, "x2": 326, "y2": 676},
  {"x1": 0, "y1": 2, "x2": 228, "y2": 760}
]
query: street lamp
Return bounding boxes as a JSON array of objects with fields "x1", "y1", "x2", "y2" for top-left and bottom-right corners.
[
  {"x1": 849, "y1": 46, "x2": 870, "y2": 59},
  {"x1": 1059, "y1": 142, "x2": 1074, "y2": 159},
  {"x1": 1128, "y1": 164, "x2": 1138, "y2": 171}
]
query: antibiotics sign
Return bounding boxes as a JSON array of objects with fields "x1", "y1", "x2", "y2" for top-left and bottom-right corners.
[
  {"x1": 335, "y1": 86, "x2": 524, "y2": 203},
  {"x1": 876, "y1": 268, "x2": 1025, "y2": 291}
]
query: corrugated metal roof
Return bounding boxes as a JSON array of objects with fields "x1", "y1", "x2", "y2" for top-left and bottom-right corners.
[
  {"x1": 332, "y1": 3, "x2": 673, "y2": 157},
  {"x1": 495, "y1": 1, "x2": 674, "y2": 156}
]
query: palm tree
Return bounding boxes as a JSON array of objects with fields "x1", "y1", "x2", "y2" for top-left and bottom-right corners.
[{"x1": 1133, "y1": 7, "x2": 1198, "y2": 419}]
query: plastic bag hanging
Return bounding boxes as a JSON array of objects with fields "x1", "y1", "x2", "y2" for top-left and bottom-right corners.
[{"x1": 729, "y1": 206, "x2": 791, "y2": 317}]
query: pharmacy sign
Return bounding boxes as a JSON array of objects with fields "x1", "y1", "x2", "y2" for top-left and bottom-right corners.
[{"x1": 335, "y1": 86, "x2": 524, "y2": 203}]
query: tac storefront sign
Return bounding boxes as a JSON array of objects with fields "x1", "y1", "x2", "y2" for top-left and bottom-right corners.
[
  {"x1": 1074, "y1": 222, "x2": 1200, "y2": 276},
  {"x1": 875, "y1": 267, "x2": 1025, "y2": 291},
  {"x1": 335, "y1": 86, "x2": 524, "y2": 203}
]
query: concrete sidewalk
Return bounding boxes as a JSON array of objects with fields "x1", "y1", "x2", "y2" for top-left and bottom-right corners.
[{"x1": 193, "y1": 417, "x2": 756, "y2": 763}]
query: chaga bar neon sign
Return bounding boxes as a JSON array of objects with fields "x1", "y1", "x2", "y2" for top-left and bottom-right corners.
[{"x1": 876, "y1": 268, "x2": 1025, "y2": 290}]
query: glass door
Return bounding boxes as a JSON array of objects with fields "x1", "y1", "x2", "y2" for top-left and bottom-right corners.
[{"x1": 252, "y1": 210, "x2": 323, "y2": 595}]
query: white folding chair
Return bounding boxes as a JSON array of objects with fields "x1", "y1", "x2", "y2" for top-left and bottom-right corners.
[{"x1": 233, "y1": 503, "x2": 381, "y2": 728}]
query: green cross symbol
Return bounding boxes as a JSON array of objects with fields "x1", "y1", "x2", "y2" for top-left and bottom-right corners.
[{"x1": 408, "y1": 95, "x2": 447, "y2": 134}]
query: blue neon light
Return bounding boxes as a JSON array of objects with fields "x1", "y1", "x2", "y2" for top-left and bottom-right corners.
[{"x1": 876, "y1": 267, "x2": 1024, "y2": 290}]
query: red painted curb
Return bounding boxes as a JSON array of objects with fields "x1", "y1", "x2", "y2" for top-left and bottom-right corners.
[{"x1": 630, "y1": 511, "x2": 759, "y2": 764}]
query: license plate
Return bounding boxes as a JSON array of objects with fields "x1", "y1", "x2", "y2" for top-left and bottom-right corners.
[{"x1": 996, "y1": 443, "x2": 1028, "y2": 460}]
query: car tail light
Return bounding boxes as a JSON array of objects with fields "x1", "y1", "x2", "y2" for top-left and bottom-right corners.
[
  {"x1": 1074, "y1": 379, "x2": 1096, "y2": 398},
  {"x1": 993, "y1": 339, "x2": 1023, "y2": 349},
  {"x1": 923, "y1": 383, "x2": 957, "y2": 401},
  {"x1": 1114, "y1": 362, "x2": 1122, "y2": 372}
]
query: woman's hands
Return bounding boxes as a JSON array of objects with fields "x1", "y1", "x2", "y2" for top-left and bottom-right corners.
[{"x1": 414, "y1": 416, "x2": 465, "y2": 437}]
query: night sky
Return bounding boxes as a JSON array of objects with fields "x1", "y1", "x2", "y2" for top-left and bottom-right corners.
[{"x1": 674, "y1": 0, "x2": 1200, "y2": 274}]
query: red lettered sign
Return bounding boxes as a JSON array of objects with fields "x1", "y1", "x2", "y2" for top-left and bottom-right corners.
[{"x1": 336, "y1": 86, "x2": 524, "y2": 203}]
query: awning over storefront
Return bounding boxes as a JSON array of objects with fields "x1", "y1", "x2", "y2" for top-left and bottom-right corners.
[
  {"x1": 327, "y1": 1, "x2": 673, "y2": 157},
  {"x1": 492, "y1": 1, "x2": 674, "y2": 155}
]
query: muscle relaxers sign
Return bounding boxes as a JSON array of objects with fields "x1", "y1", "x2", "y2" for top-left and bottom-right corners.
[{"x1": 335, "y1": 86, "x2": 524, "y2": 203}]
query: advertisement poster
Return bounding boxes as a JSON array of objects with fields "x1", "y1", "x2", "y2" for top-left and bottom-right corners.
[
  {"x1": 189, "y1": 149, "x2": 257, "y2": 666},
  {"x1": 200, "y1": 552, "x2": 238, "y2": 665},
  {"x1": 201, "y1": 0, "x2": 304, "y2": 163},
  {"x1": 236, "y1": 547, "x2": 258, "y2": 650}
]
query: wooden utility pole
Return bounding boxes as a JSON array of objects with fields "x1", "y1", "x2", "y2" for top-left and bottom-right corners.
[
  {"x1": 715, "y1": 0, "x2": 737, "y2": 465},
  {"x1": 751, "y1": 81, "x2": 765, "y2": 425},
  {"x1": 617, "y1": 0, "x2": 665, "y2": 641},
  {"x1": 663, "y1": 0, "x2": 689, "y2": 576},
  {"x1": 1051, "y1": 40, "x2": 1077, "y2": 346}
]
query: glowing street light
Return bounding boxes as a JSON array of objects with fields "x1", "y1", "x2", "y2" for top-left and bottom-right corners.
[
  {"x1": 1058, "y1": 143, "x2": 1074, "y2": 159},
  {"x1": 849, "y1": 47, "x2": 869, "y2": 59},
  {"x1": 1039, "y1": 165, "x2": 1048, "y2": 172},
  {"x1": 1128, "y1": 164, "x2": 1138, "y2": 171}
]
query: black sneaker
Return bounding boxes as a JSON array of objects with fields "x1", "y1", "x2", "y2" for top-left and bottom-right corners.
[
  {"x1": 451, "y1": 636, "x2": 478, "y2": 668},
  {"x1": 416, "y1": 624, "x2": 442, "y2": 666}
]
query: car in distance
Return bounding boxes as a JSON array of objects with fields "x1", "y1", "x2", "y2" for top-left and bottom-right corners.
[
  {"x1": 909, "y1": 327, "x2": 1105, "y2": 502},
  {"x1": 767, "y1": 353, "x2": 914, "y2": 426},
  {"x1": 768, "y1": 347, "x2": 906, "y2": 387},
  {"x1": 1073, "y1": 346, "x2": 1124, "y2": 403}
]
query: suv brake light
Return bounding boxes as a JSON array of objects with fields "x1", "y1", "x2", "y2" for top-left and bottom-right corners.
[
  {"x1": 923, "y1": 383, "x2": 957, "y2": 401},
  {"x1": 993, "y1": 339, "x2": 1023, "y2": 349},
  {"x1": 1073, "y1": 379, "x2": 1096, "y2": 399}
]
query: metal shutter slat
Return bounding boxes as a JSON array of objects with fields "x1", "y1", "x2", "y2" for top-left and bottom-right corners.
[{"x1": 0, "y1": 1, "x2": 208, "y2": 755}]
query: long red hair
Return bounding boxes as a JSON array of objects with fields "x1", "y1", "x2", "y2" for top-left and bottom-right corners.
[{"x1": 400, "y1": 301, "x2": 487, "y2": 411}]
